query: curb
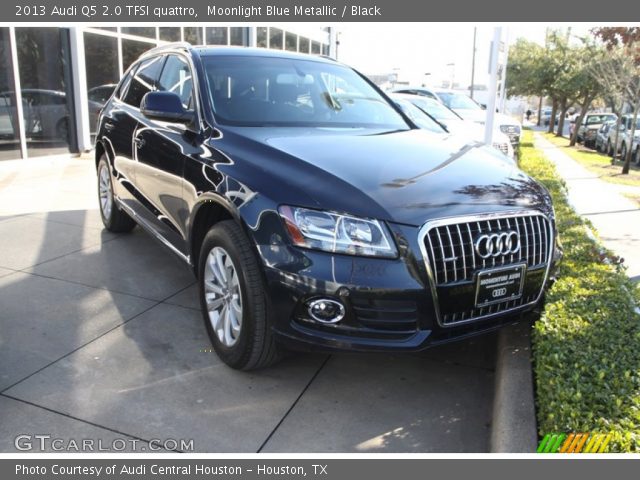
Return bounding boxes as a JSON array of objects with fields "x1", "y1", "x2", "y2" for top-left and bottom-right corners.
[{"x1": 490, "y1": 320, "x2": 538, "y2": 452}]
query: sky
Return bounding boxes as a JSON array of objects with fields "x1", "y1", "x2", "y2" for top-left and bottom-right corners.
[{"x1": 336, "y1": 24, "x2": 592, "y2": 89}]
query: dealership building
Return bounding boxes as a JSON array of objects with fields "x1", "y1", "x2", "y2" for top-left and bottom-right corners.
[{"x1": 0, "y1": 26, "x2": 335, "y2": 161}]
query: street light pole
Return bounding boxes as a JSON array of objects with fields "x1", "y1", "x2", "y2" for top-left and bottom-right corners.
[
  {"x1": 485, "y1": 27, "x2": 502, "y2": 146},
  {"x1": 470, "y1": 27, "x2": 477, "y2": 100}
]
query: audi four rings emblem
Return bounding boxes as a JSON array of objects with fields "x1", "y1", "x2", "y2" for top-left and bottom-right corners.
[{"x1": 474, "y1": 231, "x2": 521, "y2": 258}]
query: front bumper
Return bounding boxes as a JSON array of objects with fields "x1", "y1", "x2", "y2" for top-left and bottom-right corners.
[{"x1": 257, "y1": 217, "x2": 560, "y2": 353}]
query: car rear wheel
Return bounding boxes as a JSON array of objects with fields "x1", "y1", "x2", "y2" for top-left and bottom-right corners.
[
  {"x1": 621, "y1": 143, "x2": 628, "y2": 162},
  {"x1": 97, "y1": 156, "x2": 136, "y2": 232},
  {"x1": 606, "y1": 140, "x2": 613, "y2": 156},
  {"x1": 198, "y1": 220, "x2": 281, "y2": 370}
]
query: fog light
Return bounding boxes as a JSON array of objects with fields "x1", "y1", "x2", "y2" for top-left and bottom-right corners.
[{"x1": 307, "y1": 298, "x2": 345, "y2": 324}]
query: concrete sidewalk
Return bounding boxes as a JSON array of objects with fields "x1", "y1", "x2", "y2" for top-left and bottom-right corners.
[{"x1": 534, "y1": 133, "x2": 640, "y2": 281}]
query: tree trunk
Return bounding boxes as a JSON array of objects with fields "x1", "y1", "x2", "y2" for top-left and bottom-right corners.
[
  {"x1": 556, "y1": 99, "x2": 568, "y2": 137},
  {"x1": 536, "y1": 97, "x2": 543, "y2": 126},
  {"x1": 621, "y1": 102, "x2": 639, "y2": 174},
  {"x1": 548, "y1": 98, "x2": 558, "y2": 134},
  {"x1": 569, "y1": 95, "x2": 595, "y2": 146}
]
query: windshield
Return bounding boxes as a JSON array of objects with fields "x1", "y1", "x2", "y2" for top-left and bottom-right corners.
[
  {"x1": 436, "y1": 92, "x2": 482, "y2": 110},
  {"x1": 586, "y1": 114, "x2": 616, "y2": 125},
  {"x1": 405, "y1": 96, "x2": 462, "y2": 122},
  {"x1": 392, "y1": 99, "x2": 445, "y2": 133},
  {"x1": 203, "y1": 55, "x2": 409, "y2": 129}
]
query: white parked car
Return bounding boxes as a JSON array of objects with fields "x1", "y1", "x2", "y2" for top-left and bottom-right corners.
[
  {"x1": 391, "y1": 93, "x2": 515, "y2": 161},
  {"x1": 392, "y1": 86, "x2": 522, "y2": 148}
]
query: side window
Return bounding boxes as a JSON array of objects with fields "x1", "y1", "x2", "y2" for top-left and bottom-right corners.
[
  {"x1": 158, "y1": 55, "x2": 194, "y2": 110},
  {"x1": 115, "y1": 70, "x2": 134, "y2": 100},
  {"x1": 122, "y1": 55, "x2": 165, "y2": 108}
]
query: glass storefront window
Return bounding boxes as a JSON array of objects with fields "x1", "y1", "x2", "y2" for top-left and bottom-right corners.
[
  {"x1": 298, "y1": 37, "x2": 310, "y2": 54},
  {"x1": 256, "y1": 27, "x2": 267, "y2": 48},
  {"x1": 229, "y1": 27, "x2": 245, "y2": 46},
  {"x1": 84, "y1": 32, "x2": 119, "y2": 139},
  {"x1": 312, "y1": 41, "x2": 321, "y2": 54},
  {"x1": 322, "y1": 44, "x2": 330, "y2": 56},
  {"x1": 121, "y1": 27, "x2": 156, "y2": 39},
  {"x1": 183, "y1": 27, "x2": 203, "y2": 45},
  {"x1": 159, "y1": 28, "x2": 181, "y2": 42},
  {"x1": 0, "y1": 28, "x2": 21, "y2": 160},
  {"x1": 285, "y1": 32, "x2": 297, "y2": 52},
  {"x1": 15, "y1": 28, "x2": 75, "y2": 157},
  {"x1": 206, "y1": 28, "x2": 228, "y2": 46},
  {"x1": 122, "y1": 38, "x2": 155, "y2": 71},
  {"x1": 269, "y1": 28, "x2": 283, "y2": 49}
]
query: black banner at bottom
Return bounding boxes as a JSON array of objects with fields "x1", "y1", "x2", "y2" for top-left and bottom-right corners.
[{"x1": 2, "y1": 458, "x2": 638, "y2": 480}]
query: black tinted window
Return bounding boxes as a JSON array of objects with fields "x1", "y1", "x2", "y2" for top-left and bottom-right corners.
[
  {"x1": 158, "y1": 55, "x2": 194, "y2": 110},
  {"x1": 123, "y1": 55, "x2": 165, "y2": 108}
]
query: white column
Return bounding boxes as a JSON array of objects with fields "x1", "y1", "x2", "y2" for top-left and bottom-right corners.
[
  {"x1": 69, "y1": 27, "x2": 92, "y2": 152},
  {"x1": 247, "y1": 27, "x2": 257, "y2": 47},
  {"x1": 328, "y1": 27, "x2": 337, "y2": 59},
  {"x1": 484, "y1": 27, "x2": 502, "y2": 146},
  {"x1": 8, "y1": 27, "x2": 27, "y2": 159}
]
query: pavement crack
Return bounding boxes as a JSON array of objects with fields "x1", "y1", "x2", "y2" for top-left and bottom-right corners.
[{"x1": 256, "y1": 354, "x2": 332, "y2": 453}]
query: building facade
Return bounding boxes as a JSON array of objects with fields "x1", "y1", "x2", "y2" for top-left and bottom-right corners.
[{"x1": 0, "y1": 26, "x2": 334, "y2": 161}]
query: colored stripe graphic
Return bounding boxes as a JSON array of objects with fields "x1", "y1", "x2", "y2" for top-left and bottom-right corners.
[{"x1": 538, "y1": 433, "x2": 612, "y2": 453}]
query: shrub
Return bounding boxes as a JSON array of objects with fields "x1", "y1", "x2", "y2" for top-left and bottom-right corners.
[{"x1": 520, "y1": 130, "x2": 640, "y2": 452}]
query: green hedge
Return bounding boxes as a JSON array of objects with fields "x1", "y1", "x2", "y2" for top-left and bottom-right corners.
[{"x1": 520, "y1": 130, "x2": 640, "y2": 452}]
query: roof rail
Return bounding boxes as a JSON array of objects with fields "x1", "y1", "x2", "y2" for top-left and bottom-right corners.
[{"x1": 142, "y1": 42, "x2": 192, "y2": 56}]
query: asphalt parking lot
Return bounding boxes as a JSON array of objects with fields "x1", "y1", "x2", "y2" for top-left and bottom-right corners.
[{"x1": 0, "y1": 155, "x2": 497, "y2": 453}]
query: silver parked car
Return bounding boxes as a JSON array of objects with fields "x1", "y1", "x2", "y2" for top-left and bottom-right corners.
[{"x1": 390, "y1": 93, "x2": 515, "y2": 161}]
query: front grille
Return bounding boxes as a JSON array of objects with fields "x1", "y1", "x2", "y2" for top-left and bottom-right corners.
[
  {"x1": 421, "y1": 213, "x2": 552, "y2": 325},
  {"x1": 492, "y1": 142, "x2": 510, "y2": 155},
  {"x1": 424, "y1": 213, "x2": 551, "y2": 285},
  {"x1": 441, "y1": 294, "x2": 538, "y2": 325}
]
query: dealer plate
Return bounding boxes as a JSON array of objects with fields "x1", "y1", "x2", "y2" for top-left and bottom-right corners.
[{"x1": 475, "y1": 264, "x2": 526, "y2": 307}]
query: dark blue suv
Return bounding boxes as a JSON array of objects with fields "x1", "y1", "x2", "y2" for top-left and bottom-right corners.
[{"x1": 95, "y1": 43, "x2": 560, "y2": 370}]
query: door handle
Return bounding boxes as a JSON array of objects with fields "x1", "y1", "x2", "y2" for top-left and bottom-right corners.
[
  {"x1": 104, "y1": 121, "x2": 115, "y2": 131},
  {"x1": 134, "y1": 137, "x2": 146, "y2": 148}
]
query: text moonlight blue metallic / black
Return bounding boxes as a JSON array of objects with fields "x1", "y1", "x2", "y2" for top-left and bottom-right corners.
[{"x1": 95, "y1": 43, "x2": 562, "y2": 370}]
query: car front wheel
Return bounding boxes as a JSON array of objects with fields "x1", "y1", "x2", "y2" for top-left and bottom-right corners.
[{"x1": 198, "y1": 220, "x2": 281, "y2": 370}]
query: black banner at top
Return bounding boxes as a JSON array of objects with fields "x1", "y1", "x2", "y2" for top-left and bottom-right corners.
[{"x1": 3, "y1": 0, "x2": 638, "y2": 22}]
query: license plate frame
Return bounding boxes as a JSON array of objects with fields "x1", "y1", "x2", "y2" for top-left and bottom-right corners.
[{"x1": 475, "y1": 263, "x2": 526, "y2": 308}]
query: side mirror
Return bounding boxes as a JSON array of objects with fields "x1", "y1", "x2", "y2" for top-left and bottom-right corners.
[
  {"x1": 141, "y1": 91, "x2": 194, "y2": 124},
  {"x1": 480, "y1": 104, "x2": 487, "y2": 110}
]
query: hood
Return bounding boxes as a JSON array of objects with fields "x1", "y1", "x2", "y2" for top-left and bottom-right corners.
[
  {"x1": 445, "y1": 121, "x2": 512, "y2": 146},
  {"x1": 451, "y1": 109, "x2": 521, "y2": 129},
  {"x1": 217, "y1": 127, "x2": 550, "y2": 226}
]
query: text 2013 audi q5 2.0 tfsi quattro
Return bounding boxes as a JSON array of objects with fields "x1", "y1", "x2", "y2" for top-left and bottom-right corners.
[{"x1": 95, "y1": 44, "x2": 561, "y2": 370}]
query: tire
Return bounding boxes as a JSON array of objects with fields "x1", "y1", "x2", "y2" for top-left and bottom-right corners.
[
  {"x1": 198, "y1": 220, "x2": 281, "y2": 370},
  {"x1": 634, "y1": 147, "x2": 640, "y2": 165},
  {"x1": 621, "y1": 143, "x2": 628, "y2": 163},
  {"x1": 97, "y1": 156, "x2": 136, "y2": 233},
  {"x1": 607, "y1": 140, "x2": 613, "y2": 156}
]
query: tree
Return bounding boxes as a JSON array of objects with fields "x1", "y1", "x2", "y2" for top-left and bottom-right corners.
[
  {"x1": 593, "y1": 27, "x2": 640, "y2": 174},
  {"x1": 587, "y1": 48, "x2": 635, "y2": 162},
  {"x1": 507, "y1": 38, "x2": 554, "y2": 125}
]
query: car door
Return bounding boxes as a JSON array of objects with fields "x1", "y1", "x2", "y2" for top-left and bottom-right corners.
[
  {"x1": 103, "y1": 55, "x2": 165, "y2": 215},
  {"x1": 133, "y1": 53, "x2": 199, "y2": 256}
]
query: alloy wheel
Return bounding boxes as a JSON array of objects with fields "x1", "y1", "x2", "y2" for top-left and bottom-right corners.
[
  {"x1": 203, "y1": 246, "x2": 243, "y2": 347},
  {"x1": 98, "y1": 164, "x2": 113, "y2": 219}
]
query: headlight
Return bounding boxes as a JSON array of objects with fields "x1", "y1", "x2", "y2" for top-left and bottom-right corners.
[{"x1": 278, "y1": 206, "x2": 398, "y2": 258}]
